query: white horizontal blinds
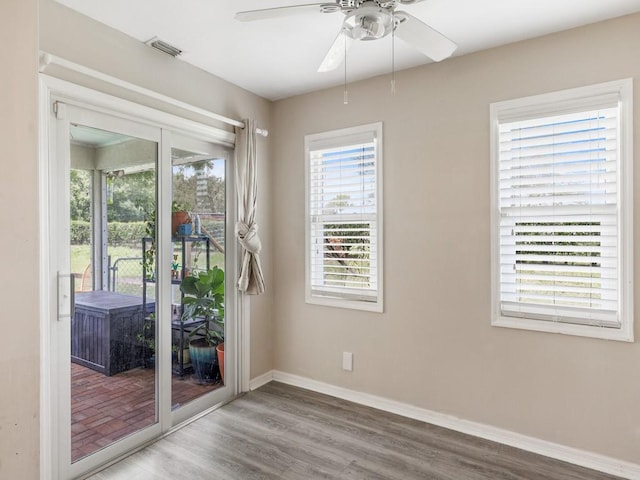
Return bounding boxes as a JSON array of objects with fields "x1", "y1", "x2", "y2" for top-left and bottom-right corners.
[
  {"x1": 309, "y1": 131, "x2": 378, "y2": 302},
  {"x1": 498, "y1": 105, "x2": 621, "y2": 327}
]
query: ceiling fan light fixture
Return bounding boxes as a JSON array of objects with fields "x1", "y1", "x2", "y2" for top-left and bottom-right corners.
[
  {"x1": 344, "y1": 7, "x2": 394, "y2": 41},
  {"x1": 359, "y1": 15, "x2": 387, "y2": 39}
]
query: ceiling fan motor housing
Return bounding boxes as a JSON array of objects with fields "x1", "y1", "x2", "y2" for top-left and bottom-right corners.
[{"x1": 344, "y1": 3, "x2": 396, "y2": 40}]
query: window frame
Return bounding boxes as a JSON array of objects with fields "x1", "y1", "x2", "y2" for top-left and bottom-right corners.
[
  {"x1": 490, "y1": 79, "x2": 633, "y2": 341},
  {"x1": 305, "y1": 122, "x2": 384, "y2": 312}
]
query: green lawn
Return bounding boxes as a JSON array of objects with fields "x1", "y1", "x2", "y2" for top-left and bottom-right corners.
[
  {"x1": 71, "y1": 244, "x2": 225, "y2": 296},
  {"x1": 71, "y1": 244, "x2": 141, "y2": 275}
]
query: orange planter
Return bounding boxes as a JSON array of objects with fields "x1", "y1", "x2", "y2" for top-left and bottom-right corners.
[
  {"x1": 171, "y1": 211, "x2": 190, "y2": 235},
  {"x1": 216, "y1": 343, "x2": 225, "y2": 382}
]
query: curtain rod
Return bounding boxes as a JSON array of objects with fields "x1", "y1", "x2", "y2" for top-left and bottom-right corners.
[{"x1": 39, "y1": 52, "x2": 268, "y2": 137}]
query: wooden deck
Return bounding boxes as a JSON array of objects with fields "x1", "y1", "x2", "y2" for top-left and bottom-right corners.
[{"x1": 71, "y1": 363, "x2": 221, "y2": 462}]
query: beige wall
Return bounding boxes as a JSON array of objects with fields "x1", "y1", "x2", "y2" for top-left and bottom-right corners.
[
  {"x1": 271, "y1": 13, "x2": 640, "y2": 464},
  {"x1": 0, "y1": 0, "x2": 40, "y2": 478}
]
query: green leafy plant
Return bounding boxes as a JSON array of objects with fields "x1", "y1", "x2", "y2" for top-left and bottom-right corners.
[
  {"x1": 137, "y1": 313, "x2": 156, "y2": 353},
  {"x1": 191, "y1": 241, "x2": 203, "y2": 273},
  {"x1": 142, "y1": 207, "x2": 157, "y2": 279},
  {"x1": 144, "y1": 201, "x2": 188, "y2": 240},
  {"x1": 180, "y1": 267, "x2": 225, "y2": 346},
  {"x1": 142, "y1": 201, "x2": 191, "y2": 277},
  {"x1": 172, "y1": 200, "x2": 188, "y2": 213}
]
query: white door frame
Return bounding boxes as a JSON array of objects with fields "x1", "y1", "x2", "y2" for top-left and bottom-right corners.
[
  {"x1": 57, "y1": 102, "x2": 165, "y2": 480},
  {"x1": 39, "y1": 74, "x2": 247, "y2": 480}
]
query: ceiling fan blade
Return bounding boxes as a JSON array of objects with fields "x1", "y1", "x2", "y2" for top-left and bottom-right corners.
[
  {"x1": 395, "y1": 12, "x2": 457, "y2": 62},
  {"x1": 235, "y1": 3, "x2": 327, "y2": 22},
  {"x1": 317, "y1": 30, "x2": 353, "y2": 73}
]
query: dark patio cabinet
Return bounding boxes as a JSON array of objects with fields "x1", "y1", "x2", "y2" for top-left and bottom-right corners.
[{"x1": 71, "y1": 290, "x2": 156, "y2": 376}]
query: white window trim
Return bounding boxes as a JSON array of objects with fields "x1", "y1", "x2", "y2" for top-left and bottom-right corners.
[
  {"x1": 305, "y1": 122, "x2": 384, "y2": 312},
  {"x1": 489, "y1": 79, "x2": 633, "y2": 342}
]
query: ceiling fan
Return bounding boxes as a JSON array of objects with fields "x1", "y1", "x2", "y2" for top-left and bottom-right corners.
[{"x1": 235, "y1": 0, "x2": 458, "y2": 73}]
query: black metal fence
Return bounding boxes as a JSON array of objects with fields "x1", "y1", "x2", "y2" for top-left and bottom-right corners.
[{"x1": 108, "y1": 256, "x2": 146, "y2": 297}]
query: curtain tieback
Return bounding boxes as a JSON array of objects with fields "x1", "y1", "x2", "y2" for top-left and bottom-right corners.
[{"x1": 235, "y1": 221, "x2": 262, "y2": 254}]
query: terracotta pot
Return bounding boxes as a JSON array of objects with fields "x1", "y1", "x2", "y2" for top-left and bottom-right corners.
[
  {"x1": 216, "y1": 342, "x2": 225, "y2": 382},
  {"x1": 171, "y1": 210, "x2": 190, "y2": 235}
]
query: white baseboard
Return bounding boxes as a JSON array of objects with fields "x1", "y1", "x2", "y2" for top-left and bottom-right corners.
[
  {"x1": 249, "y1": 370, "x2": 274, "y2": 391},
  {"x1": 252, "y1": 370, "x2": 640, "y2": 480}
]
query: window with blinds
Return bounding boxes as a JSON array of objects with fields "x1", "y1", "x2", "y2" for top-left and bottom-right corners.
[
  {"x1": 490, "y1": 80, "x2": 633, "y2": 341},
  {"x1": 305, "y1": 123, "x2": 383, "y2": 312}
]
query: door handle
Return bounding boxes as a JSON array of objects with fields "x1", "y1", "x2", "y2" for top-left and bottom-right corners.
[{"x1": 58, "y1": 272, "x2": 75, "y2": 320}]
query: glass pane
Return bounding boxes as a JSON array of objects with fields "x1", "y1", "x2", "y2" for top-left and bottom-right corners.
[
  {"x1": 69, "y1": 124, "x2": 157, "y2": 462},
  {"x1": 170, "y1": 147, "x2": 226, "y2": 409}
]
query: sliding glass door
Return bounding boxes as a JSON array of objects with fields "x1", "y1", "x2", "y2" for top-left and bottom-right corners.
[
  {"x1": 49, "y1": 99, "x2": 236, "y2": 479},
  {"x1": 169, "y1": 135, "x2": 233, "y2": 422},
  {"x1": 69, "y1": 122, "x2": 159, "y2": 464}
]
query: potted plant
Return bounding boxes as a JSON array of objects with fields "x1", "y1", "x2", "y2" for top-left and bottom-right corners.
[
  {"x1": 180, "y1": 267, "x2": 225, "y2": 384},
  {"x1": 171, "y1": 200, "x2": 191, "y2": 236},
  {"x1": 142, "y1": 201, "x2": 193, "y2": 278}
]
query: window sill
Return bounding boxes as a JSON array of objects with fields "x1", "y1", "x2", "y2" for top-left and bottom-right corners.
[
  {"x1": 492, "y1": 315, "x2": 634, "y2": 342},
  {"x1": 305, "y1": 294, "x2": 383, "y2": 313}
]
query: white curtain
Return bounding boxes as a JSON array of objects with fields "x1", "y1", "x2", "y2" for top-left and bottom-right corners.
[{"x1": 235, "y1": 119, "x2": 265, "y2": 295}]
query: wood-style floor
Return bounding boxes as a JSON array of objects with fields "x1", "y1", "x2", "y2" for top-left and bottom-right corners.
[{"x1": 88, "y1": 381, "x2": 624, "y2": 480}]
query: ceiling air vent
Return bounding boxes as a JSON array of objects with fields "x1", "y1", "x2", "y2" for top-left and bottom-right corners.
[{"x1": 145, "y1": 37, "x2": 182, "y2": 57}]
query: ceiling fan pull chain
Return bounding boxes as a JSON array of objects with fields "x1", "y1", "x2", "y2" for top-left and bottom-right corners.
[
  {"x1": 344, "y1": 32, "x2": 349, "y2": 104},
  {"x1": 391, "y1": 11, "x2": 396, "y2": 95}
]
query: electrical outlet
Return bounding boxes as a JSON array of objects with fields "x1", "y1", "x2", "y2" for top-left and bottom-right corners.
[{"x1": 342, "y1": 352, "x2": 353, "y2": 371}]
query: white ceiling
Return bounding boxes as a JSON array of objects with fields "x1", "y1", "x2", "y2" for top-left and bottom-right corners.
[{"x1": 55, "y1": 0, "x2": 640, "y2": 101}]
